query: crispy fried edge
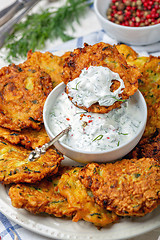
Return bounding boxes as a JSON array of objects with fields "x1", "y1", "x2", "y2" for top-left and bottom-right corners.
[
  {"x1": 79, "y1": 158, "x2": 160, "y2": 217},
  {"x1": 63, "y1": 42, "x2": 140, "y2": 113}
]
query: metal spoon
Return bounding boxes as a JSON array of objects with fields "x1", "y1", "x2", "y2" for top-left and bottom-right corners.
[
  {"x1": 0, "y1": 0, "x2": 37, "y2": 27},
  {"x1": 28, "y1": 125, "x2": 71, "y2": 162},
  {"x1": 0, "y1": 0, "x2": 40, "y2": 48}
]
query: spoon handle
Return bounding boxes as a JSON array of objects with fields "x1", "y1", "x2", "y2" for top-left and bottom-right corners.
[
  {"x1": 0, "y1": 1, "x2": 23, "y2": 27},
  {"x1": 28, "y1": 125, "x2": 71, "y2": 161},
  {"x1": 0, "y1": 0, "x2": 40, "y2": 48}
]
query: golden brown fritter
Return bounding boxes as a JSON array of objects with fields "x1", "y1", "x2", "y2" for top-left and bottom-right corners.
[
  {"x1": 57, "y1": 167, "x2": 118, "y2": 227},
  {"x1": 116, "y1": 44, "x2": 148, "y2": 68},
  {"x1": 26, "y1": 50, "x2": 70, "y2": 88},
  {"x1": 0, "y1": 63, "x2": 52, "y2": 131},
  {"x1": 9, "y1": 167, "x2": 75, "y2": 217},
  {"x1": 117, "y1": 47, "x2": 160, "y2": 169},
  {"x1": 62, "y1": 42, "x2": 140, "y2": 114},
  {"x1": 0, "y1": 139, "x2": 63, "y2": 184},
  {"x1": 79, "y1": 158, "x2": 160, "y2": 217},
  {"x1": 137, "y1": 56, "x2": 160, "y2": 136},
  {"x1": 116, "y1": 45, "x2": 160, "y2": 137},
  {"x1": 128, "y1": 128, "x2": 160, "y2": 160},
  {"x1": 0, "y1": 125, "x2": 49, "y2": 149}
]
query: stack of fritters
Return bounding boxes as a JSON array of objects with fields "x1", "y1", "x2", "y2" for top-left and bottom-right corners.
[
  {"x1": 116, "y1": 44, "x2": 160, "y2": 138},
  {"x1": 9, "y1": 157, "x2": 160, "y2": 226},
  {"x1": 9, "y1": 167, "x2": 118, "y2": 226},
  {"x1": 0, "y1": 51, "x2": 67, "y2": 149},
  {"x1": 1, "y1": 43, "x2": 160, "y2": 228},
  {"x1": 116, "y1": 44, "x2": 160, "y2": 160},
  {"x1": 0, "y1": 51, "x2": 70, "y2": 186}
]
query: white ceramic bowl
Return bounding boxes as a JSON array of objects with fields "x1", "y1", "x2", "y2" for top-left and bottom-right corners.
[
  {"x1": 43, "y1": 82, "x2": 147, "y2": 163},
  {"x1": 94, "y1": 0, "x2": 160, "y2": 45}
]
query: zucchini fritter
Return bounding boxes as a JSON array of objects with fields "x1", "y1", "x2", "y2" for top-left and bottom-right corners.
[
  {"x1": 0, "y1": 139, "x2": 63, "y2": 184},
  {"x1": 138, "y1": 56, "x2": 160, "y2": 136},
  {"x1": 9, "y1": 167, "x2": 75, "y2": 217},
  {"x1": 0, "y1": 63, "x2": 52, "y2": 131},
  {"x1": 0, "y1": 125, "x2": 49, "y2": 149},
  {"x1": 116, "y1": 44, "x2": 160, "y2": 137},
  {"x1": 128, "y1": 128, "x2": 160, "y2": 160},
  {"x1": 26, "y1": 50, "x2": 68, "y2": 88},
  {"x1": 58, "y1": 167, "x2": 118, "y2": 227},
  {"x1": 79, "y1": 158, "x2": 160, "y2": 217},
  {"x1": 116, "y1": 44, "x2": 148, "y2": 68},
  {"x1": 62, "y1": 42, "x2": 140, "y2": 113}
]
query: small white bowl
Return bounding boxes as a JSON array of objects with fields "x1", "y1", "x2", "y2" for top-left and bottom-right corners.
[
  {"x1": 43, "y1": 82, "x2": 147, "y2": 163},
  {"x1": 94, "y1": 0, "x2": 160, "y2": 45}
]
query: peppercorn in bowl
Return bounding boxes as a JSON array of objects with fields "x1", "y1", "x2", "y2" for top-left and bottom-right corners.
[{"x1": 94, "y1": 0, "x2": 160, "y2": 45}]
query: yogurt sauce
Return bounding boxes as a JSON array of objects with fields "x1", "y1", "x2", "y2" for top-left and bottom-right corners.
[
  {"x1": 49, "y1": 91, "x2": 142, "y2": 152},
  {"x1": 67, "y1": 66, "x2": 125, "y2": 108}
]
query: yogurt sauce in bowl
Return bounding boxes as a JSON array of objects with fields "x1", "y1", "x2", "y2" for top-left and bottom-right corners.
[
  {"x1": 49, "y1": 90, "x2": 142, "y2": 152},
  {"x1": 43, "y1": 66, "x2": 147, "y2": 163}
]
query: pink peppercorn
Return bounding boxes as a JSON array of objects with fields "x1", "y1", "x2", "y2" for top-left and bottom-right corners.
[{"x1": 106, "y1": 0, "x2": 160, "y2": 27}]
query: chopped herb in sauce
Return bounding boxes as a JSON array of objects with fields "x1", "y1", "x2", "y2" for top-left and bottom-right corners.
[{"x1": 93, "y1": 135, "x2": 103, "y2": 142}]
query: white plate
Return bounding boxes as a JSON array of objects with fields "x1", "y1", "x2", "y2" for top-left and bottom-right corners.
[
  {"x1": 0, "y1": 50, "x2": 160, "y2": 239},
  {"x1": 0, "y1": 158, "x2": 160, "y2": 240}
]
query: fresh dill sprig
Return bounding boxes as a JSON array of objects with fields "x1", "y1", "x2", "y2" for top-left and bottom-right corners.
[{"x1": 4, "y1": 0, "x2": 92, "y2": 62}]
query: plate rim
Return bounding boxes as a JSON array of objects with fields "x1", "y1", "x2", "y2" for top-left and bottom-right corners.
[{"x1": 1, "y1": 175, "x2": 160, "y2": 240}]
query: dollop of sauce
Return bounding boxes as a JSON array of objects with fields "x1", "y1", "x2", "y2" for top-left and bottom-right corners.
[
  {"x1": 49, "y1": 91, "x2": 142, "y2": 152},
  {"x1": 67, "y1": 66, "x2": 125, "y2": 108}
]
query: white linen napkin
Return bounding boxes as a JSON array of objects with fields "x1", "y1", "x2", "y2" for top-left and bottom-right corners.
[{"x1": 50, "y1": 29, "x2": 160, "y2": 56}]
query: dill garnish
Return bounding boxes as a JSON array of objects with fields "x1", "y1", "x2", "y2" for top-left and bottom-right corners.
[
  {"x1": 112, "y1": 96, "x2": 126, "y2": 102},
  {"x1": 118, "y1": 132, "x2": 128, "y2": 135},
  {"x1": 4, "y1": 0, "x2": 91, "y2": 61},
  {"x1": 72, "y1": 81, "x2": 80, "y2": 90},
  {"x1": 92, "y1": 135, "x2": 103, "y2": 141}
]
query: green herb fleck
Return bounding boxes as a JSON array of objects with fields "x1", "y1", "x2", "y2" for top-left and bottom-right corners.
[
  {"x1": 118, "y1": 132, "x2": 128, "y2": 135},
  {"x1": 92, "y1": 135, "x2": 103, "y2": 141},
  {"x1": 72, "y1": 81, "x2": 80, "y2": 90},
  {"x1": 90, "y1": 213, "x2": 102, "y2": 218},
  {"x1": 30, "y1": 186, "x2": 42, "y2": 192},
  {"x1": 134, "y1": 173, "x2": 141, "y2": 178},
  {"x1": 87, "y1": 190, "x2": 93, "y2": 198},
  {"x1": 126, "y1": 53, "x2": 130, "y2": 59},
  {"x1": 112, "y1": 96, "x2": 126, "y2": 102},
  {"x1": 75, "y1": 111, "x2": 87, "y2": 115},
  {"x1": 51, "y1": 200, "x2": 65, "y2": 204}
]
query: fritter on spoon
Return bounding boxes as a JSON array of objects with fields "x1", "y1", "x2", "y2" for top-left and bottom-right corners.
[{"x1": 62, "y1": 42, "x2": 140, "y2": 114}]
